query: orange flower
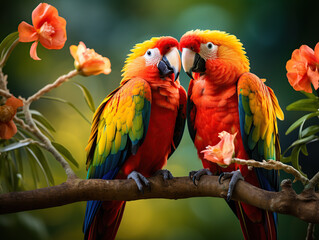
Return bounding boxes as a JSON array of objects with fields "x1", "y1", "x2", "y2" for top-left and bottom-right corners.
[
  {"x1": 18, "y1": 3, "x2": 67, "y2": 60},
  {"x1": 286, "y1": 43, "x2": 319, "y2": 93},
  {"x1": 201, "y1": 131, "x2": 237, "y2": 167},
  {"x1": 70, "y1": 42, "x2": 111, "y2": 76},
  {"x1": 0, "y1": 96, "x2": 23, "y2": 139}
]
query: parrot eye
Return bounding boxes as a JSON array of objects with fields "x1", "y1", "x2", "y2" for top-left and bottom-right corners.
[
  {"x1": 207, "y1": 42, "x2": 214, "y2": 49},
  {"x1": 145, "y1": 49, "x2": 155, "y2": 58}
]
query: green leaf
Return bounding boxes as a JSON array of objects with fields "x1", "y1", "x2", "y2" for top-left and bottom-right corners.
[
  {"x1": 30, "y1": 110, "x2": 56, "y2": 132},
  {"x1": 298, "y1": 118, "x2": 307, "y2": 139},
  {"x1": 26, "y1": 147, "x2": 50, "y2": 186},
  {"x1": 28, "y1": 145, "x2": 54, "y2": 185},
  {"x1": 286, "y1": 112, "x2": 319, "y2": 135},
  {"x1": 289, "y1": 135, "x2": 319, "y2": 149},
  {"x1": 0, "y1": 140, "x2": 32, "y2": 152},
  {"x1": 301, "y1": 91, "x2": 317, "y2": 99},
  {"x1": 52, "y1": 142, "x2": 79, "y2": 168},
  {"x1": 33, "y1": 119, "x2": 54, "y2": 140},
  {"x1": 26, "y1": 149, "x2": 39, "y2": 188},
  {"x1": 301, "y1": 125, "x2": 319, "y2": 138},
  {"x1": 72, "y1": 82, "x2": 96, "y2": 112},
  {"x1": 300, "y1": 144, "x2": 308, "y2": 156},
  {"x1": 40, "y1": 96, "x2": 91, "y2": 124},
  {"x1": 0, "y1": 32, "x2": 19, "y2": 68},
  {"x1": 290, "y1": 146, "x2": 307, "y2": 177},
  {"x1": 286, "y1": 98, "x2": 319, "y2": 112},
  {"x1": 280, "y1": 155, "x2": 291, "y2": 163}
]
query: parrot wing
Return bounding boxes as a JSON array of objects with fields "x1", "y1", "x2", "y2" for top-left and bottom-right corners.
[
  {"x1": 168, "y1": 86, "x2": 187, "y2": 158},
  {"x1": 186, "y1": 79, "x2": 197, "y2": 142},
  {"x1": 237, "y1": 72, "x2": 284, "y2": 192},
  {"x1": 83, "y1": 77, "x2": 152, "y2": 234}
]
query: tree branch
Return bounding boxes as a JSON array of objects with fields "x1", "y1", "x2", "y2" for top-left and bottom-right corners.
[{"x1": 0, "y1": 175, "x2": 318, "y2": 223}]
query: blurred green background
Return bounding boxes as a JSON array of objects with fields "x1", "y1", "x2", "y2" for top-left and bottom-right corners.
[{"x1": 1, "y1": 0, "x2": 319, "y2": 239}]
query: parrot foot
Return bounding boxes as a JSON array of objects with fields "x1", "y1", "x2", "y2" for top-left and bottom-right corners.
[
  {"x1": 127, "y1": 171, "x2": 150, "y2": 193},
  {"x1": 189, "y1": 168, "x2": 213, "y2": 186},
  {"x1": 154, "y1": 169, "x2": 174, "y2": 180},
  {"x1": 218, "y1": 170, "x2": 244, "y2": 202}
]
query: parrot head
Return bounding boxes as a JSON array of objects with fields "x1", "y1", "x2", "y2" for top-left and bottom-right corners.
[
  {"x1": 180, "y1": 30, "x2": 250, "y2": 85},
  {"x1": 121, "y1": 36, "x2": 180, "y2": 84}
]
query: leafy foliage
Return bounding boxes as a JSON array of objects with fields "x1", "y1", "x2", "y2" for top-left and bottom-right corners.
[
  {"x1": 283, "y1": 92, "x2": 319, "y2": 178},
  {"x1": 0, "y1": 30, "x2": 97, "y2": 192}
]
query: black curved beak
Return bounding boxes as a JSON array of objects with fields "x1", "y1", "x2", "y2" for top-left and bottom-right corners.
[
  {"x1": 192, "y1": 53, "x2": 206, "y2": 74},
  {"x1": 157, "y1": 47, "x2": 180, "y2": 81},
  {"x1": 182, "y1": 48, "x2": 206, "y2": 79}
]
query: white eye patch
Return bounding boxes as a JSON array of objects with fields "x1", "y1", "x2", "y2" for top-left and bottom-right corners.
[
  {"x1": 199, "y1": 42, "x2": 218, "y2": 60},
  {"x1": 144, "y1": 48, "x2": 162, "y2": 65}
]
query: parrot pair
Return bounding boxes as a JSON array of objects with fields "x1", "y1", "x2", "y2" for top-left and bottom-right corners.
[{"x1": 83, "y1": 30, "x2": 284, "y2": 240}]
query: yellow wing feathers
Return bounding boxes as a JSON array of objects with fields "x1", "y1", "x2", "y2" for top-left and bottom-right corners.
[
  {"x1": 238, "y1": 73, "x2": 284, "y2": 157},
  {"x1": 86, "y1": 78, "x2": 151, "y2": 169}
]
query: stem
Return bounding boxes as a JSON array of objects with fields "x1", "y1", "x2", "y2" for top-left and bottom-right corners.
[
  {"x1": 306, "y1": 170, "x2": 319, "y2": 190},
  {"x1": 0, "y1": 89, "x2": 11, "y2": 98},
  {"x1": 26, "y1": 69, "x2": 78, "y2": 104},
  {"x1": 232, "y1": 158, "x2": 309, "y2": 185}
]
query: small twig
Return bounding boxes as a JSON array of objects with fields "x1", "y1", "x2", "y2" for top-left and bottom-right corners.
[
  {"x1": 19, "y1": 138, "x2": 46, "y2": 148},
  {"x1": 25, "y1": 69, "x2": 78, "y2": 104},
  {"x1": 306, "y1": 223, "x2": 315, "y2": 240},
  {"x1": 306, "y1": 171, "x2": 319, "y2": 190},
  {"x1": 14, "y1": 116, "x2": 34, "y2": 133},
  {"x1": 0, "y1": 89, "x2": 12, "y2": 98},
  {"x1": 232, "y1": 158, "x2": 309, "y2": 185}
]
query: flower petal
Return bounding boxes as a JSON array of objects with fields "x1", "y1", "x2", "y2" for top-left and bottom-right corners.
[
  {"x1": 307, "y1": 67, "x2": 319, "y2": 90},
  {"x1": 6, "y1": 96, "x2": 23, "y2": 110},
  {"x1": 18, "y1": 21, "x2": 38, "y2": 42},
  {"x1": 38, "y1": 17, "x2": 67, "y2": 49},
  {"x1": 30, "y1": 41, "x2": 41, "y2": 60},
  {"x1": 300, "y1": 45, "x2": 316, "y2": 64},
  {"x1": 0, "y1": 121, "x2": 17, "y2": 139},
  {"x1": 32, "y1": 3, "x2": 58, "y2": 29},
  {"x1": 314, "y1": 43, "x2": 319, "y2": 61}
]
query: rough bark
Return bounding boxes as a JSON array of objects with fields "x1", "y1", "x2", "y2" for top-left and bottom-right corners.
[{"x1": 0, "y1": 175, "x2": 318, "y2": 223}]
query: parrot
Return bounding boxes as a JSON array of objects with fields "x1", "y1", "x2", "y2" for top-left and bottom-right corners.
[
  {"x1": 180, "y1": 30, "x2": 284, "y2": 240},
  {"x1": 83, "y1": 36, "x2": 186, "y2": 240}
]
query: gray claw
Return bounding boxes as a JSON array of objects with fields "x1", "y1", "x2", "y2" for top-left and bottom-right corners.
[
  {"x1": 189, "y1": 168, "x2": 213, "y2": 186},
  {"x1": 218, "y1": 170, "x2": 244, "y2": 202},
  {"x1": 127, "y1": 171, "x2": 150, "y2": 193},
  {"x1": 218, "y1": 173, "x2": 225, "y2": 184},
  {"x1": 189, "y1": 171, "x2": 197, "y2": 179},
  {"x1": 155, "y1": 169, "x2": 174, "y2": 180}
]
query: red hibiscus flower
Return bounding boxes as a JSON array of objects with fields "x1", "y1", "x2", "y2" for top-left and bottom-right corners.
[
  {"x1": 286, "y1": 43, "x2": 319, "y2": 93},
  {"x1": 18, "y1": 3, "x2": 67, "y2": 60}
]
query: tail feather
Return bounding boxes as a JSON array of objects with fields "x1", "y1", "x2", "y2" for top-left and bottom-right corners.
[
  {"x1": 85, "y1": 201, "x2": 126, "y2": 240},
  {"x1": 236, "y1": 202, "x2": 277, "y2": 240}
]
